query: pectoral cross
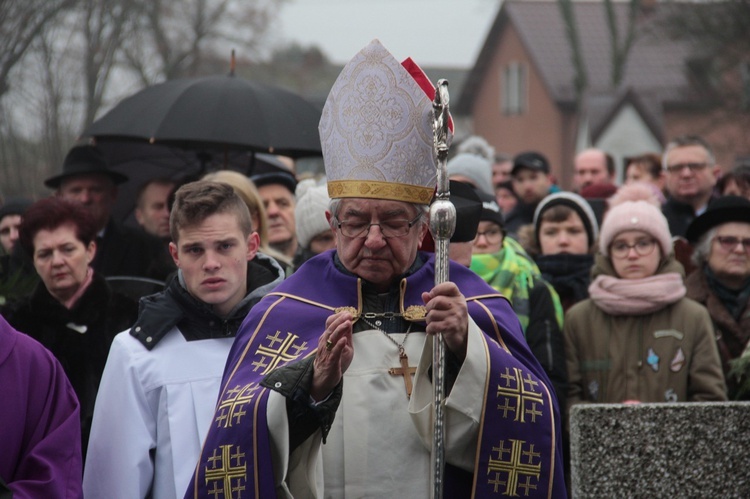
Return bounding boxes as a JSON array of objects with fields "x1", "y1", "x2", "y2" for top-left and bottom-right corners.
[{"x1": 388, "y1": 348, "x2": 417, "y2": 398}]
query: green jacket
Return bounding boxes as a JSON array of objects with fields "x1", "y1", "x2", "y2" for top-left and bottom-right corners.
[{"x1": 564, "y1": 255, "x2": 727, "y2": 408}]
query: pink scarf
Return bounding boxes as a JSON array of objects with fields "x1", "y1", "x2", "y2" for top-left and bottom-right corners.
[
  {"x1": 588, "y1": 272, "x2": 686, "y2": 316},
  {"x1": 63, "y1": 267, "x2": 94, "y2": 310}
]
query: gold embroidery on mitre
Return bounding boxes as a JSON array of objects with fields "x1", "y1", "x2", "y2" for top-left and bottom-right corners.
[
  {"x1": 402, "y1": 305, "x2": 427, "y2": 321},
  {"x1": 327, "y1": 180, "x2": 434, "y2": 203}
]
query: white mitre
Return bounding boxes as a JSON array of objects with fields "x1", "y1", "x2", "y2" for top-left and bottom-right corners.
[{"x1": 319, "y1": 39, "x2": 437, "y2": 204}]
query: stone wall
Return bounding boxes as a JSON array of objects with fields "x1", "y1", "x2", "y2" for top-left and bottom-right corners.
[{"x1": 569, "y1": 402, "x2": 750, "y2": 497}]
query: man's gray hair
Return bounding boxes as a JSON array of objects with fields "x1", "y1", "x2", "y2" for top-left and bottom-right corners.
[
  {"x1": 690, "y1": 227, "x2": 717, "y2": 267},
  {"x1": 662, "y1": 135, "x2": 716, "y2": 170}
]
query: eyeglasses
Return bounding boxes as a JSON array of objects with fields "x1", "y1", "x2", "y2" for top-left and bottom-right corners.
[
  {"x1": 713, "y1": 235, "x2": 750, "y2": 253},
  {"x1": 336, "y1": 213, "x2": 422, "y2": 239},
  {"x1": 610, "y1": 239, "x2": 657, "y2": 259},
  {"x1": 474, "y1": 227, "x2": 504, "y2": 244},
  {"x1": 665, "y1": 162, "x2": 709, "y2": 174}
]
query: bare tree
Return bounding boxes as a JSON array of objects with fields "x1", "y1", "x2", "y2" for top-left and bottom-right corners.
[
  {"x1": 120, "y1": 0, "x2": 284, "y2": 85},
  {"x1": 0, "y1": 0, "x2": 286, "y2": 199},
  {"x1": 604, "y1": 0, "x2": 639, "y2": 87},
  {"x1": 79, "y1": 0, "x2": 134, "y2": 129},
  {"x1": 0, "y1": 0, "x2": 76, "y2": 100}
]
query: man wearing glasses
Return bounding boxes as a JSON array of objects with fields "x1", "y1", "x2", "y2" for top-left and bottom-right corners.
[
  {"x1": 186, "y1": 40, "x2": 566, "y2": 498},
  {"x1": 661, "y1": 135, "x2": 722, "y2": 238}
]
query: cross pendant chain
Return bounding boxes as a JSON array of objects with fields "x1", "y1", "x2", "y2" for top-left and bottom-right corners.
[
  {"x1": 360, "y1": 316, "x2": 416, "y2": 398},
  {"x1": 388, "y1": 346, "x2": 417, "y2": 399}
]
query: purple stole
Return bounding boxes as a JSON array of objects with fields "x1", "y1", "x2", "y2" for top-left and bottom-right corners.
[{"x1": 186, "y1": 251, "x2": 566, "y2": 498}]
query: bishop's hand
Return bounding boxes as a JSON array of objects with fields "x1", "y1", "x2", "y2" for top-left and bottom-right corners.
[
  {"x1": 311, "y1": 311, "x2": 354, "y2": 402},
  {"x1": 422, "y1": 282, "x2": 469, "y2": 361}
]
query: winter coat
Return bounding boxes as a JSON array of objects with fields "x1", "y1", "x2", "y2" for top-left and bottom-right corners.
[
  {"x1": 3, "y1": 271, "x2": 139, "y2": 455},
  {"x1": 685, "y1": 268, "x2": 750, "y2": 398},
  {"x1": 564, "y1": 255, "x2": 726, "y2": 408}
]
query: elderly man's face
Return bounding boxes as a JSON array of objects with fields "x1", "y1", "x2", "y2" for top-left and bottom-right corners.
[
  {"x1": 707, "y1": 222, "x2": 750, "y2": 289},
  {"x1": 328, "y1": 198, "x2": 427, "y2": 292},
  {"x1": 258, "y1": 184, "x2": 296, "y2": 247},
  {"x1": 574, "y1": 150, "x2": 611, "y2": 191},
  {"x1": 664, "y1": 145, "x2": 720, "y2": 204},
  {"x1": 58, "y1": 173, "x2": 117, "y2": 232}
]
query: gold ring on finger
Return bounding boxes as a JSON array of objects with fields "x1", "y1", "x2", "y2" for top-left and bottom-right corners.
[{"x1": 325, "y1": 340, "x2": 334, "y2": 351}]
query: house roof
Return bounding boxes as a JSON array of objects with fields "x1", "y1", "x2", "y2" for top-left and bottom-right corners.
[
  {"x1": 589, "y1": 88, "x2": 664, "y2": 144},
  {"x1": 456, "y1": 0, "x2": 694, "y2": 114}
]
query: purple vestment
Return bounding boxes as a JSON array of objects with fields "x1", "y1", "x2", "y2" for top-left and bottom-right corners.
[
  {"x1": 0, "y1": 315, "x2": 82, "y2": 499},
  {"x1": 186, "y1": 251, "x2": 566, "y2": 498}
]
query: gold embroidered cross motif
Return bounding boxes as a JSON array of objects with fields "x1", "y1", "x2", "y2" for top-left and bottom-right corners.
[
  {"x1": 252, "y1": 331, "x2": 308, "y2": 375},
  {"x1": 486, "y1": 439, "x2": 541, "y2": 496},
  {"x1": 388, "y1": 349, "x2": 417, "y2": 398},
  {"x1": 496, "y1": 367, "x2": 545, "y2": 423},
  {"x1": 215, "y1": 383, "x2": 259, "y2": 429},
  {"x1": 204, "y1": 444, "x2": 247, "y2": 499}
]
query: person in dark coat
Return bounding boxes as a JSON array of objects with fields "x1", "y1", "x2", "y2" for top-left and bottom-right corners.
[
  {"x1": 518, "y1": 191, "x2": 600, "y2": 313},
  {"x1": 685, "y1": 195, "x2": 750, "y2": 398},
  {"x1": 45, "y1": 144, "x2": 174, "y2": 281},
  {"x1": 3, "y1": 197, "x2": 139, "y2": 459},
  {"x1": 661, "y1": 135, "x2": 721, "y2": 238}
]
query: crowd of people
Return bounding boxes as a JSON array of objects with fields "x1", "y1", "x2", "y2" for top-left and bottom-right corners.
[{"x1": 1, "y1": 38, "x2": 749, "y2": 498}]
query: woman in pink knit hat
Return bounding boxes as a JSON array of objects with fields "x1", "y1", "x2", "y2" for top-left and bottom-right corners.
[{"x1": 563, "y1": 184, "x2": 726, "y2": 409}]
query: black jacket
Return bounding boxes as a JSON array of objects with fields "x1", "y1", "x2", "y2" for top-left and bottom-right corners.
[
  {"x1": 129, "y1": 252, "x2": 285, "y2": 349},
  {"x1": 93, "y1": 218, "x2": 175, "y2": 281},
  {"x1": 661, "y1": 197, "x2": 696, "y2": 239},
  {"x1": 3, "y1": 271, "x2": 139, "y2": 455}
]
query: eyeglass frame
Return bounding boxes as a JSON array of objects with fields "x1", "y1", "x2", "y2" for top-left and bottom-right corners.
[
  {"x1": 473, "y1": 227, "x2": 504, "y2": 244},
  {"x1": 609, "y1": 238, "x2": 658, "y2": 259},
  {"x1": 713, "y1": 235, "x2": 750, "y2": 253},
  {"x1": 664, "y1": 162, "x2": 710, "y2": 174},
  {"x1": 334, "y1": 212, "x2": 423, "y2": 239}
]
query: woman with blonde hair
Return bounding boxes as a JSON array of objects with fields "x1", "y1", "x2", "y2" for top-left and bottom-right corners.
[{"x1": 202, "y1": 170, "x2": 292, "y2": 268}]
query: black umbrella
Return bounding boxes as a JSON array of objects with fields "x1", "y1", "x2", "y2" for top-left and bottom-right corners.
[
  {"x1": 87, "y1": 139, "x2": 290, "y2": 225},
  {"x1": 84, "y1": 74, "x2": 323, "y2": 158}
]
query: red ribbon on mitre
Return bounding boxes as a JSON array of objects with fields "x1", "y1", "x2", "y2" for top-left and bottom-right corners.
[
  {"x1": 401, "y1": 57, "x2": 454, "y2": 133},
  {"x1": 401, "y1": 57, "x2": 455, "y2": 253}
]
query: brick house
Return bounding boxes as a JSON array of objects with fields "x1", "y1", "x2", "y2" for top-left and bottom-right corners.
[{"x1": 455, "y1": 0, "x2": 750, "y2": 189}]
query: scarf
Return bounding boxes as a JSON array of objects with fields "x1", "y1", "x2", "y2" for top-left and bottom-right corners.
[
  {"x1": 536, "y1": 253, "x2": 594, "y2": 306},
  {"x1": 705, "y1": 266, "x2": 750, "y2": 321},
  {"x1": 588, "y1": 272, "x2": 686, "y2": 315},
  {"x1": 63, "y1": 267, "x2": 94, "y2": 310},
  {"x1": 471, "y1": 237, "x2": 563, "y2": 331}
]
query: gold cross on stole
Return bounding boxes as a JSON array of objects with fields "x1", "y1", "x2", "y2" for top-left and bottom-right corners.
[{"x1": 388, "y1": 349, "x2": 416, "y2": 398}]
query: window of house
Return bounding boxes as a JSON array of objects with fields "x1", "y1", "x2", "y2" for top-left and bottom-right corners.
[{"x1": 501, "y1": 62, "x2": 526, "y2": 115}]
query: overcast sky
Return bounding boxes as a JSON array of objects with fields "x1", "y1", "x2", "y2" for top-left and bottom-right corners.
[{"x1": 272, "y1": 0, "x2": 500, "y2": 68}]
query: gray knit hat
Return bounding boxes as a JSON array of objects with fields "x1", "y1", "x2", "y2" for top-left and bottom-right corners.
[
  {"x1": 533, "y1": 192, "x2": 599, "y2": 248},
  {"x1": 447, "y1": 153, "x2": 493, "y2": 196},
  {"x1": 294, "y1": 180, "x2": 331, "y2": 249}
]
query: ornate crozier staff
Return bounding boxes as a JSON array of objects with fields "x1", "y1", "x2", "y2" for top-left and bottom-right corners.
[{"x1": 429, "y1": 79, "x2": 454, "y2": 499}]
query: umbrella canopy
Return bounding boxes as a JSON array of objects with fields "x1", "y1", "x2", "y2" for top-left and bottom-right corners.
[
  {"x1": 89, "y1": 140, "x2": 289, "y2": 225},
  {"x1": 85, "y1": 74, "x2": 323, "y2": 158}
]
